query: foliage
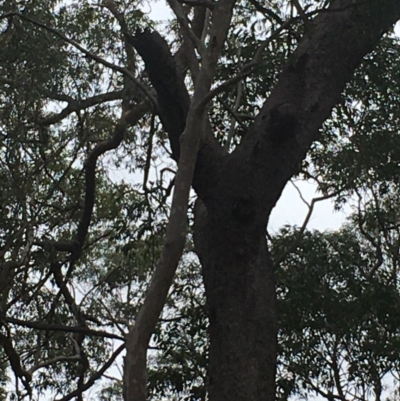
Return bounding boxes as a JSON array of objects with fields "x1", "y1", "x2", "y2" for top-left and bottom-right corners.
[{"x1": 1, "y1": 0, "x2": 400, "y2": 400}]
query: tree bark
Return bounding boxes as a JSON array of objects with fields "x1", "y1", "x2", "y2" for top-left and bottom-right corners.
[{"x1": 194, "y1": 199, "x2": 277, "y2": 401}]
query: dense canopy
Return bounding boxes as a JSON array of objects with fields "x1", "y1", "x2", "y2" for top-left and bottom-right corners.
[{"x1": 2, "y1": 1, "x2": 400, "y2": 400}]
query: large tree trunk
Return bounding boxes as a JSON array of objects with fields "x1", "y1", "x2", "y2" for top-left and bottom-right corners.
[
  {"x1": 194, "y1": 150, "x2": 281, "y2": 400},
  {"x1": 195, "y1": 199, "x2": 276, "y2": 401}
]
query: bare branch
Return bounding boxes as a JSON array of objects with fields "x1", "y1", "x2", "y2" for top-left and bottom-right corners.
[
  {"x1": 275, "y1": 188, "x2": 343, "y2": 266},
  {"x1": 290, "y1": 179, "x2": 310, "y2": 208}
]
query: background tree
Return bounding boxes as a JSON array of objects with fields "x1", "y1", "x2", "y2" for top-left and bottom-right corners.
[{"x1": 2, "y1": 0, "x2": 400, "y2": 400}]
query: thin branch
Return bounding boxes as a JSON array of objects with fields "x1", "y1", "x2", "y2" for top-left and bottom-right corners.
[
  {"x1": 200, "y1": 18, "x2": 291, "y2": 107},
  {"x1": 167, "y1": 0, "x2": 206, "y2": 56},
  {"x1": 5, "y1": 318, "x2": 124, "y2": 340},
  {"x1": 38, "y1": 90, "x2": 125, "y2": 126},
  {"x1": 275, "y1": 188, "x2": 342, "y2": 265},
  {"x1": 201, "y1": 62, "x2": 257, "y2": 107},
  {"x1": 28, "y1": 355, "x2": 81, "y2": 375},
  {"x1": 304, "y1": 377, "x2": 344, "y2": 401},
  {"x1": 290, "y1": 179, "x2": 310, "y2": 208},
  {"x1": 98, "y1": 299, "x2": 128, "y2": 335},
  {"x1": 55, "y1": 343, "x2": 125, "y2": 401},
  {"x1": 220, "y1": 99, "x2": 246, "y2": 131}
]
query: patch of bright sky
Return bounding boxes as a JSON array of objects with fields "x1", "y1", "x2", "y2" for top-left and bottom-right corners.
[{"x1": 143, "y1": 0, "x2": 170, "y2": 20}]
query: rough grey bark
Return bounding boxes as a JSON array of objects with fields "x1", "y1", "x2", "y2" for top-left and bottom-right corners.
[{"x1": 133, "y1": 1, "x2": 400, "y2": 400}]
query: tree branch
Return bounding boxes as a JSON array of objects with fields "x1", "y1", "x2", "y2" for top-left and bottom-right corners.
[
  {"x1": 224, "y1": 0, "x2": 400, "y2": 219},
  {"x1": 51, "y1": 101, "x2": 148, "y2": 259},
  {"x1": 38, "y1": 90, "x2": 125, "y2": 126},
  {"x1": 125, "y1": 30, "x2": 191, "y2": 162},
  {"x1": 5, "y1": 317, "x2": 124, "y2": 340}
]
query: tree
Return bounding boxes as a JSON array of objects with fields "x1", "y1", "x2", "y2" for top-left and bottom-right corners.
[{"x1": 2, "y1": 0, "x2": 400, "y2": 400}]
